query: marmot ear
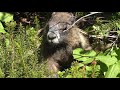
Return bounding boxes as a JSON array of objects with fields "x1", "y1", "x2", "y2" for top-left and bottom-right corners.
[
  {"x1": 71, "y1": 16, "x2": 76, "y2": 21},
  {"x1": 68, "y1": 16, "x2": 76, "y2": 25}
]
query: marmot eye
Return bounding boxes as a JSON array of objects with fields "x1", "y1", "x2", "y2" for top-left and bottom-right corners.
[
  {"x1": 59, "y1": 26, "x2": 67, "y2": 31},
  {"x1": 59, "y1": 24, "x2": 67, "y2": 30}
]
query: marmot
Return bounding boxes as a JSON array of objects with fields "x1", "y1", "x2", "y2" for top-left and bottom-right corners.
[{"x1": 39, "y1": 12, "x2": 92, "y2": 77}]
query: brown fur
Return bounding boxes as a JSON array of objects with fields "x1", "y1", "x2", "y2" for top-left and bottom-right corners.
[
  {"x1": 38, "y1": 12, "x2": 92, "y2": 77},
  {"x1": 49, "y1": 12, "x2": 75, "y2": 25}
]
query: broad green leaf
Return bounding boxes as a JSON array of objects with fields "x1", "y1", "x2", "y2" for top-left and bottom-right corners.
[
  {"x1": 73, "y1": 48, "x2": 96, "y2": 57},
  {"x1": 73, "y1": 48, "x2": 83, "y2": 55},
  {"x1": 80, "y1": 50, "x2": 96, "y2": 57},
  {"x1": 96, "y1": 55, "x2": 117, "y2": 68},
  {"x1": 82, "y1": 58, "x2": 94, "y2": 64},
  {"x1": 75, "y1": 57, "x2": 88, "y2": 61},
  {"x1": 78, "y1": 63, "x2": 84, "y2": 68},
  {"x1": 99, "y1": 61, "x2": 108, "y2": 72},
  {"x1": 105, "y1": 63, "x2": 120, "y2": 78},
  {"x1": 73, "y1": 48, "x2": 84, "y2": 60},
  {"x1": 73, "y1": 55, "x2": 81, "y2": 60},
  {"x1": 86, "y1": 66, "x2": 92, "y2": 71},
  {"x1": 114, "y1": 48, "x2": 120, "y2": 60},
  {"x1": 73, "y1": 48, "x2": 96, "y2": 61},
  {"x1": 117, "y1": 60, "x2": 120, "y2": 69},
  {"x1": 110, "y1": 50, "x2": 118, "y2": 56},
  {"x1": 0, "y1": 22, "x2": 6, "y2": 33},
  {"x1": 0, "y1": 12, "x2": 13, "y2": 23}
]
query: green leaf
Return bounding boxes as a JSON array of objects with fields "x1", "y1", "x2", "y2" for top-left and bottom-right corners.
[
  {"x1": 105, "y1": 63, "x2": 120, "y2": 78},
  {"x1": 96, "y1": 55, "x2": 117, "y2": 68},
  {"x1": 73, "y1": 48, "x2": 84, "y2": 60},
  {"x1": 78, "y1": 63, "x2": 84, "y2": 68},
  {"x1": 0, "y1": 68, "x2": 5, "y2": 78},
  {"x1": 73, "y1": 48, "x2": 84, "y2": 55},
  {"x1": 86, "y1": 66, "x2": 92, "y2": 71},
  {"x1": 66, "y1": 75, "x2": 72, "y2": 78},
  {"x1": 73, "y1": 48, "x2": 96, "y2": 61},
  {"x1": 81, "y1": 50, "x2": 96, "y2": 57},
  {"x1": 5, "y1": 39, "x2": 10, "y2": 47},
  {"x1": 76, "y1": 57, "x2": 88, "y2": 61},
  {"x1": 82, "y1": 58, "x2": 94, "y2": 64},
  {"x1": 0, "y1": 12, "x2": 13, "y2": 23},
  {"x1": 114, "y1": 48, "x2": 120, "y2": 60},
  {"x1": 99, "y1": 61, "x2": 108, "y2": 72},
  {"x1": 116, "y1": 23, "x2": 120, "y2": 29},
  {"x1": 0, "y1": 22, "x2": 6, "y2": 33}
]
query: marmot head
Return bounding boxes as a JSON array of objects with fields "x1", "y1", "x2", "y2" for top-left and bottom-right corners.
[{"x1": 47, "y1": 12, "x2": 76, "y2": 44}]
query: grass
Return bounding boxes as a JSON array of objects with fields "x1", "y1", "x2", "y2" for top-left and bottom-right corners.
[
  {"x1": 1, "y1": 12, "x2": 120, "y2": 78},
  {"x1": 0, "y1": 19, "x2": 50, "y2": 78}
]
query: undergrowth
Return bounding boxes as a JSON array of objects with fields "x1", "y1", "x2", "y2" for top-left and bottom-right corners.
[
  {"x1": 0, "y1": 14, "x2": 49, "y2": 78},
  {"x1": 1, "y1": 12, "x2": 120, "y2": 78}
]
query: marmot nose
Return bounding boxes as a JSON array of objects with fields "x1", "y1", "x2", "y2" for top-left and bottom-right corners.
[{"x1": 47, "y1": 33, "x2": 56, "y2": 40}]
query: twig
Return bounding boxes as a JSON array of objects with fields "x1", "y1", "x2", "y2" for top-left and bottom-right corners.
[
  {"x1": 89, "y1": 35, "x2": 118, "y2": 39},
  {"x1": 108, "y1": 36, "x2": 118, "y2": 54},
  {"x1": 63, "y1": 12, "x2": 103, "y2": 32}
]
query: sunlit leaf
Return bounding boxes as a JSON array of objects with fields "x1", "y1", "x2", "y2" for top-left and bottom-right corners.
[
  {"x1": 0, "y1": 12, "x2": 13, "y2": 23},
  {"x1": 81, "y1": 50, "x2": 96, "y2": 57},
  {"x1": 105, "y1": 62, "x2": 120, "y2": 78},
  {"x1": 96, "y1": 55, "x2": 118, "y2": 68},
  {"x1": 73, "y1": 48, "x2": 83, "y2": 60},
  {"x1": 0, "y1": 22, "x2": 6, "y2": 33},
  {"x1": 73, "y1": 48, "x2": 83, "y2": 55},
  {"x1": 78, "y1": 63, "x2": 84, "y2": 68},
  {"x1": 86, "y1": 66, "x2": 92, "y2": 71},
  {"x1": 82, "y1": 58, "x2": 94, "y2": 64},
  {"x1": 73, "y1": 48, "x2": 96, "y2": 61}
]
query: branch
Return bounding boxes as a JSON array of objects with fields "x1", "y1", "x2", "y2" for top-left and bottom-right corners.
[
  {"x1": 89, "y1": 35, "x2": 118, "y2": 39},
  {"x1": 63, "y1": 12, "x2": 103, "y2": 32}
]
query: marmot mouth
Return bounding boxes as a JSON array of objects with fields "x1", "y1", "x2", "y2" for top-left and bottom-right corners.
[{"x1": 48, "y1": 38, "x2": 60, "y2": 44}]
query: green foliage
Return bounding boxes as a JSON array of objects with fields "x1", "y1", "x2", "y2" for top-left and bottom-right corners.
[
  {"x1": 0, "y1": 12, "x2": 13, "y2": 34},
  {"x1": 105, "y1": 61, "x2": 120, "y2": 78},
  {"x1": 0, "y1": 22, "x2": 6, "y2": 33},
  {"x1": 73, "y1": 48, "x2": 96, "y2": 62},
  {"x1": 0, "y1": 12, "x2": 13, "y2": 23},
  {"x1": 1, "y1": 12, "x2": 120, "y2": 78},
  {"x1": 58, "y1": 12, "x2": 120, "y2": 78},
  {"x1": 59, "y1": 47, "x2": 120, "y2": 78},
  {"x1": 0, "y1": 12, "x2": 49, "y2": 78},
  {"x1": 58, "y1": 60, "x2": 100, "y2": 78}
]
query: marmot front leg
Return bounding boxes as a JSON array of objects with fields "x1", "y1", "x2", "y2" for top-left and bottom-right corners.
[
  {"x1": 46, "y1": 59, "x2": 60, "y2": 78},
  {"x1": 65, "y1": 27, "x2": 92, "y2": 51},
  {"x1": 78, "y1": 32, "x2": 92, "y2": 51}
]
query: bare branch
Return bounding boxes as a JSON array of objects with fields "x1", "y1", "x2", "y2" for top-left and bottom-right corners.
[
  {"x1": 89, "y1": 35, "x2": 118, "y2": 39},
  {"x1": 64, "y1": 12, "x2": 103, "y2": 32}
]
